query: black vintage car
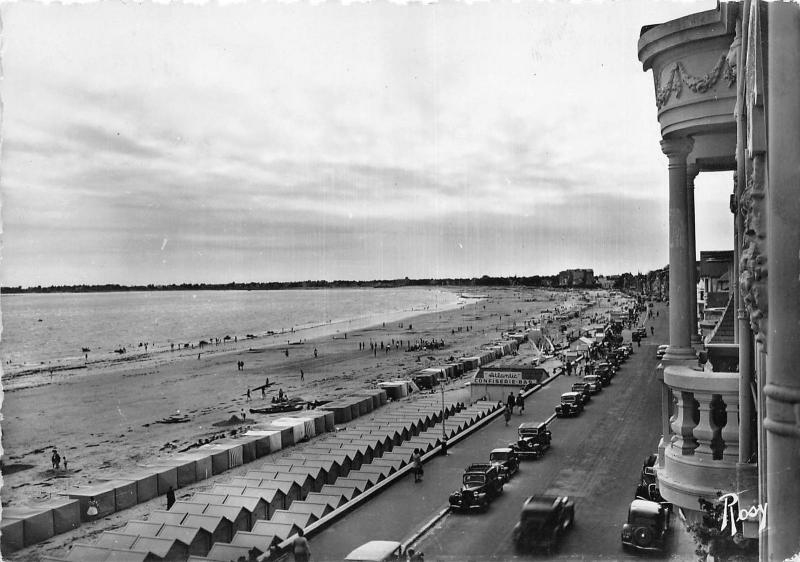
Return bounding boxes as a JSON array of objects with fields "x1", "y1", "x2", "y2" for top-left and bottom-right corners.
[
  {"x1": 595, "y1": 363, "x2": 614, "y2": 386},
  {"x1": 509, "y1": 421, "x2": 552, "y2": 459},
  {"x1": 489, "y1": 447, "x2": 519, "y2": 483},
  {"x1": 449, "y1": 463, "x2": 504, "y2": 512},
  {"x1": 621, "y1": 499, "x2": 670, "y2": 552},
  {"x1": 582, "y1": 374, "x2": 603, "y2": 394},
  {"x1": 512, "y1": 495, "x2": 575, "y2": 554},
  {"x1": 570, "y1": 382, "x2": 592, "y2": 404},
  {"x1": 555, "y1": 392, "x2": 584, "y2": 417}
]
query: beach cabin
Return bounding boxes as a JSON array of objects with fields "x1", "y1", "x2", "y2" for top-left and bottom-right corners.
[
  {"x1": 269, "y1": 509, "x2": 317, "y2": 529},
  {"x1": 230, "y1": 531, "x2": 279, "y2": 556},
  {"x1": 202, "y1": 504, "x2": 250, "y2": 533},
  {"x1": 243, "y1": 430, "x2": 283, "y2": 458},
  {"x1": 249, "y1": 521, "x2": 301, "y2": 542},
  {"x1": 182, "y1": 513, "x2": 234, "y2": 545},
  {"x1": 301, "y1": 492, "x2": 348, "y2": 510},
  {"x1": 101, "y1": 470, "x2": 159, "y2": 504},
  {"x1": 286, "y1": 500, "x2": 333, "y2": 521},
  {"x1": 223, "y1": 495, "x2": 268, "y2": 528},
  {"x1": 157, "y1": 524, "x2": 213, "y2": 557}
]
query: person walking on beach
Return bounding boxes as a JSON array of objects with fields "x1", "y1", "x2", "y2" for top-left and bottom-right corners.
[
  {"x1": 51, "y1": 449, "x2": 60, "y2": 470},
  {"x1": 300, "y1": 370, "x2": 304, "y2": 382},
  {"x1": 314, "y1": 348, "x2": 318, "y2": 358},
  {"x1": 62, "y1": 457, "x2": 68, "y2": 471},
  {"x1": 293, "y1": 528, "x2": 311, "y2": 562},
  {"x1": 246, "y1": 388, "x2": 251, "y2": 402},
  {"x1": 166, "y1": 486, "x2": 176, "y2": 510}
]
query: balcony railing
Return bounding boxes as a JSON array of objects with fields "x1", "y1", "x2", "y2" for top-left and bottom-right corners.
[{"x1": 657, "y1": 364, "x2": 758, "y2": 533}]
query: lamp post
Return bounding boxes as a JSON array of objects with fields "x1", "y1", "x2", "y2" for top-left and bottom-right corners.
[{"x1": 441, "y1": 376, "x2": 448, "y2": 455}]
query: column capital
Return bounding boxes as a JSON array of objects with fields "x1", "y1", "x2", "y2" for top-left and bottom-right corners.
[{"x1": 660, "y1": 136, "x2": 694, "y2": 161}]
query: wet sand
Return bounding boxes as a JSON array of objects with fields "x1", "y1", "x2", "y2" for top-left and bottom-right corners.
[{"x1": 0, "y1": 286, "x2": 619, "y2": 561}]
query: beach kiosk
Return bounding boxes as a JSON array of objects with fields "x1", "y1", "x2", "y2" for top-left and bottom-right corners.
[{"x1": 471, "y1": 355, "x2": 559, "y2": 402}]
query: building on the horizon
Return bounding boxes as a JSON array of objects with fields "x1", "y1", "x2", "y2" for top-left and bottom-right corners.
[
  {"x1": 638, "y1": 2, "x2": 800, "y2": 558},
  {"x1": 556, "y1": 268, "x2": 594, "y2": 288}
]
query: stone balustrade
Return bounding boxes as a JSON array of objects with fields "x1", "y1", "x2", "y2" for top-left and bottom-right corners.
[{"x1": 657, "y1": 364, "x2": 759, "y2": 536}]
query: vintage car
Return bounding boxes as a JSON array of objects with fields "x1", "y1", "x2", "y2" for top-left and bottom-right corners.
[
  {"x1": 570, "y1": 382, "x2": 592, "y2": 404},
  {"x1": 635, "y1": 455, "x2": 672, "y2": 511},
  {"x1": 656, "y1": 344, "x2": 668, "y2": 359},
  {"x1": 345, "y1": 540, "x2": 405, "y2": 561},
  {"x1": 489, "y1": 447, "x2": 519, "y2": 482},
  {"x1": 595, "y1": 364, "x2": 614, "y2": 386},
  {"x1": 621, "y1": 499, "x2": 671, "y2": 552},
  {"x1": 512, "y1": 495, "x2": 575, "y2": 554},
  {"x1": 636, "y1": 326, "x2": 648, "y2": 339},
  {"x1": 582, "y1": 374, "x2": 603, "y2": 394},
  {"x1": 555, "y1": 391, "x2": 584, "y2": 417},
  {"x1": 509, "y1": 421, "x2": 552, "y2": 459},
  {"x1": 448, "y1": 463, "x2": 503, "y2": 512}
]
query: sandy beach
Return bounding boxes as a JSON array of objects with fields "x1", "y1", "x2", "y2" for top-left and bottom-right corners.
[{"x1": 1, "y1": 286, "x2": 618, "y2": 561}]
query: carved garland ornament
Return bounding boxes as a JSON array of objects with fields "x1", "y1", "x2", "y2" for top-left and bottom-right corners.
[
  {"x1": 654, "y1": 54, "x2": 737, "y2": 109},
  {"x1": 739, "y1": 154, "x2": 767, "y2": 347}
]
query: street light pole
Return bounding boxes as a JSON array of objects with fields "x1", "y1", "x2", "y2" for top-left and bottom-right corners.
[{"x1": 441, "y1": 376, "x2": 448, "y2": 455}]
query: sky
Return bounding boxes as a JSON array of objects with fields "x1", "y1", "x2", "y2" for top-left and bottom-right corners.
[{"x1": 0, "y1": 0, "x2": 732, "y2": 287}]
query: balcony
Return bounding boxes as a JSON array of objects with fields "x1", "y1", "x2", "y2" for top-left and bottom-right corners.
[
  {"x1": 638, "y1": 3, "x2": 738, "y2": 169},
  {"x1": 657, "y1": 365, "x2": 759, "y2": 536}
]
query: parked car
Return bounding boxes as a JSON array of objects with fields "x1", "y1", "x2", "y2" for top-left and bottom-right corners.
[
  {"x1": 621, "y1": 499, "x2": 670, "y2": 552},
  {"x1": 345, "y1": 541, "x2": 405, "y2": 561},
  {"x1": 637, "y1": 327, "x2": 648, "y2": 339},
  {"x1": 570, "y1": 382, "x2": 592, "y2": 404},
  {"x1": 582, "y1": 375, "x2": 603, "y2": 394},
  {"x1": 595, "y1": 364, "x2": 614, "y2": 386},
  {"x1": 509, "y1": 421, "x2": 552, "y2": 459},
  {"x1": 555, "y1": 392, "x2": 584, "y2": 417},
  {"x1": 489, "y1": 447, "x2": 519, "y2": 482},
  {"x1": 635, "y1": 455, "x2": 671, "y2": 511},
  {"x1": 512, "y1": 495, "x2": 575, "y2": 554},
  {"x1": 449, "y1": 463, "x2": 504, "y2": 512}
]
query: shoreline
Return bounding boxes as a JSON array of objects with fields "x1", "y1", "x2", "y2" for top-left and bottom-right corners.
[
  {"x1": 1, "y1": 288, "x2": 465, "y2": 390},
  {"x1": 0, "y1": 287, "x2": 619, "y2": 562}
]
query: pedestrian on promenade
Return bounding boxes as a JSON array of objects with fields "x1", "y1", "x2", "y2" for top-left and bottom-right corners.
[
  {"x1": 412, "y1": 448, "x2": 423, "y2": 482},
  {"x1": 507, "y1": 392, "x2": 515, "y2": 414},
  {"x1": 516, "y1": 392, "x2": 525, "y2": 414},
  {"x1": 293, "y1": 528, "x2": 311, "y2": 562},
  {"x1": 504, "y1": 405, "x2": 512, "y2": 426},
  {"x1": 166, "y1": 486, "x2": 176, "y2": 510},
  {"x1": 651, "y1": 326, "x2": 654, "y2": 336}
]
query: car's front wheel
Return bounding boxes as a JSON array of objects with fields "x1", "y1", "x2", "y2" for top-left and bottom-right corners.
[{"x1": 633, "y1": 527, "x2": 654, "y2": 548}]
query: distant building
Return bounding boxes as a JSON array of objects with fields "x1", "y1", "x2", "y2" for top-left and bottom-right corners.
[{"x1": 556, "y1": 268, "x2": 594, "y2": 288}]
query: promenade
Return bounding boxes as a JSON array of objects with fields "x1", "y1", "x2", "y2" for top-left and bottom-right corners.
[{"x1": 307, "y1": 302, "x2": 698, "y2": 560}]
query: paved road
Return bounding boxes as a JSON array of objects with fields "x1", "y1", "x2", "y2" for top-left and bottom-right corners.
[{"x1": 309, "y1": 303, "x2": 694, "y2": 561}]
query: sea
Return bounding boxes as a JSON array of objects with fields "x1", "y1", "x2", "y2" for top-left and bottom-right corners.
[{"x1": 0, "y1": 287, "x2": 462, "y2": 375}]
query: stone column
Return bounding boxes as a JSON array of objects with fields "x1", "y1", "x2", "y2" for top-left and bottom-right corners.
[
  {"x1": 687, "y1": 164, "x2": 700, "y2": 345},
  {"x1": 661, "y1": 136, "x2": 697, "y2": 361},
  {"x1": 765, "y1": 3, "x2": 800, "y2": 558}
]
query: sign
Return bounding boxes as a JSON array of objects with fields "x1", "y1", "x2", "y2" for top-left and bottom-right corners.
[{"x1": 476, "y1": 370, "x2": 524, "y2": 385}]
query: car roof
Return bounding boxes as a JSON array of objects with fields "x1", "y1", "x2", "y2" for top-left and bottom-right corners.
[
  {"x1": 522, "y1": 495, "x2": 566, "y2": 512},
  {"x1": 629, "y1": 499, "x2": 662, "y2": 516},
  {"x1": 519, "y1": 422, "x2": 547, "y2": 430},
  {"x1": 490, "y1": 447, "x2": 513, "y2": 454},
  {"x1": 562, "y1": 391, "x2": 581, "y2": 398},
  {"x1": 344, "y1": 540, "x2": 402, "y2": 561}
]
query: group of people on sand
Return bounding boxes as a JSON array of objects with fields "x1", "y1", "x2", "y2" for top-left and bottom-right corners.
[{"x1": 50, "y1": 448, "x2": 68, "y2": 471}]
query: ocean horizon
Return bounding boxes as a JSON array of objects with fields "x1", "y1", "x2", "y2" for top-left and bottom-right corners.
[{"x1": 0, "y1": 287, "x2": 463, "y2": 375}]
